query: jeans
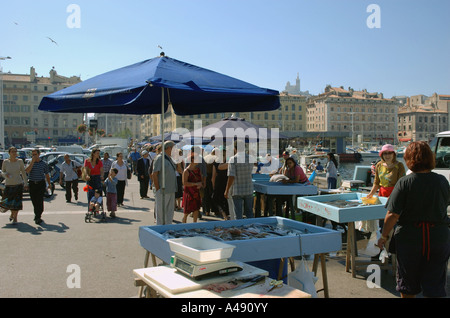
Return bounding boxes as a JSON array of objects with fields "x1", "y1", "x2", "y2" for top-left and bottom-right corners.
[{"x1": 232, "y1": 194, "x2": 254, "y2": 219}]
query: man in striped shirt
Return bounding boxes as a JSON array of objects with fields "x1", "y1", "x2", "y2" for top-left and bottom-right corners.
[{"x1": 25, "y1": 149, "x2": 51, "y2": 225}]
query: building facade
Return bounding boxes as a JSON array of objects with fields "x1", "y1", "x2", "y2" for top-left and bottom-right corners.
[
  {"x1": 397, "y1": 94, "x2": 448, "y2": 142},
  {"x1": 307, "y1": 86, "x2": 400, "y2": 146},
  {"x1": 1, "y1": 67, "x2": 83, "y2": 147},
  {"x1": 95, "y1": 113, "x2": 144, "y2": 140},
  {"x1": 144, "y1": 92, "x2": 308, "y2": 138}
]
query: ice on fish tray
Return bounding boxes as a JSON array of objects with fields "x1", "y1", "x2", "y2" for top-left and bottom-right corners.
[{"x1": 161, "y1": 223, "x2": 307, "y2": 241}]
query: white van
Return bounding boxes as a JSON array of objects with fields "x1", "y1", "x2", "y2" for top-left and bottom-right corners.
[
  {"x1": 430, "y1": 131, "x2": 450, "y2": 182},
  {"x1": 99, "y1": 145, "x2": 127, "y2": 158},
  {"x1": 56, "y1": 145, "x2": 84, "y2": 154}
]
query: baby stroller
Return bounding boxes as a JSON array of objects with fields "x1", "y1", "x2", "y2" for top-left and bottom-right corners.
[{"x1": 85, "y1": 188, "x2": 106, "y2": 223}]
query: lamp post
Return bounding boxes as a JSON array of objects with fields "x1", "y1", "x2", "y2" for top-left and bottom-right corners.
[
  {"x1": 349, "y1": 112, "x2": 355, "y2": 149},
  {"x1": 0, "y1": 56, "x2": 12, "y2": 150}
]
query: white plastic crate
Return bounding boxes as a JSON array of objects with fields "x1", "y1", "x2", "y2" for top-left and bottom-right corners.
[{"x1": 167, "y1": 236, "x2": 236, "y2": 263}]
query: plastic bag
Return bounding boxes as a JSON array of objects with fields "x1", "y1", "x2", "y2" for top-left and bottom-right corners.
[
  {"x1": 355, "y1": 219, "x2": 379, "y2": 233},
  {"x1": 288, "y1": 258, "x2": 318, "y2": 297},
  {"x1": 379, "y1": 247, "x2": 389, "y2": 263},
  {"x1": 363, "y1": 231, "x2": 381, "y2": 257}
]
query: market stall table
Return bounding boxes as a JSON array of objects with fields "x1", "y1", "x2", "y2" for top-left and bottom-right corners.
[
  {"x1": 253, "y1": 181, "x2": 318, "y2": 218},
  {"x1": 297, "y1": 193, "x2": 391, "y2": 277},
  {"x1": 133, "y1": 262, "x2": 311, "y2": 298},
  {"x1": 138, "y1": 217, "x2": 341, "y2": 297}
]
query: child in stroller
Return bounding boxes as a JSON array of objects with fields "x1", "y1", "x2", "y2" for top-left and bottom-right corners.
[{"x1": 85, "y1": 189, "x2": 106, "y2": 222}]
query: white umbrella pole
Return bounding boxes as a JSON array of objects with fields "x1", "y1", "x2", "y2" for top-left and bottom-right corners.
[{"x1": 161, "y1": 87, "x2": 166, "y2": 225}]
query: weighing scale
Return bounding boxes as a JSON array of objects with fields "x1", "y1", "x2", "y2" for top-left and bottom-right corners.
[{"x1": 170, "y1": 254, "x2": 243, "y2": 280}]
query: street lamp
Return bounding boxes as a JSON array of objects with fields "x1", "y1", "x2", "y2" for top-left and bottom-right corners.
[
  {"x1": 349, "y1": 112, "x2": 355, "y2": 149},
  {"x1": 0, "y1": 56, "x2": 12, "y2": 149}
]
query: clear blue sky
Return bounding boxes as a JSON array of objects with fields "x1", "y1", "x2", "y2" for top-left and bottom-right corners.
[{"x1": 1, "y1": 0, "x2": 449, "y2": 98}]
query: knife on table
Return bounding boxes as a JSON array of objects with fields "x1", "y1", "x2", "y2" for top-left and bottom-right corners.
[{"x1": 232, "y1": 275, "x2": 266, "y2": 290}]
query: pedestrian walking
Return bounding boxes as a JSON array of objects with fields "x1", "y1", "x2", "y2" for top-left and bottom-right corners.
[
  {"x1": 59, "y1": 154, "x2": 82, "y2": 203},
  {"x1": 25, "y1": 149, "x2": 51, "y2": 225},
  {"x1": 129, "y1": 148, "x2": 141, "y2": 175},
  {"x1": 102, "y1": 152, "x2": 113, "y2": 180},
  {"x1": 104, "y1": 168, "x2": 118, "y2": 218},
  {"x1": 111, "y1": 152, "x2": 128, "y2": 206},
  {"x1": 0, "y1": 147, "x2": 28, "y2": 224},
  {"x1": 137, "y1": 150, "x2": 151, "y2": 199},
  {"x1": 84, "y1": 148, "x2": 104, "y2": 203}
]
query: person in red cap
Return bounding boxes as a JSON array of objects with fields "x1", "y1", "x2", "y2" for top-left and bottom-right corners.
[{"x1": 367, "y1": 144, "x2": 406, "y2": 199}]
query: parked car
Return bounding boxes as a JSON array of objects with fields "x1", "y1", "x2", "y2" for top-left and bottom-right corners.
[{"x1": 0, "y1": 152, "x2": 10, "y2": 168}]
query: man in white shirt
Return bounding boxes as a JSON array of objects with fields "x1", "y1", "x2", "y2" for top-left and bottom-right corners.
[{"x1": 59, "y1": 154, "x2": 82, "y2": 203}]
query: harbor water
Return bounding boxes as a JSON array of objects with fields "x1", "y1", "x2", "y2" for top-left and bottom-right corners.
[{"x1": 338, "y1": 156, "x2": 406, "y2": 180}]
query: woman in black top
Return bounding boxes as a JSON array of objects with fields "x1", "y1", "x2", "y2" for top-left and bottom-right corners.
[
  {"x1": 377, "y1": 141, "x2": 450, "y2": 298},
  {"x1": 212, "y1": 150, "x2": 229, "y2": 219}
]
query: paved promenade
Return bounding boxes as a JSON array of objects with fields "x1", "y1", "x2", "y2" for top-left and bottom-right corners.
[{"x1": 0, "y1": 179, "x2": 446, "y2": 298}]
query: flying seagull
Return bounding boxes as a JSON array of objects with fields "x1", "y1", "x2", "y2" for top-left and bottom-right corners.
[{"x1": 46, "y1": 37, "x2": 58, "y2": 45}]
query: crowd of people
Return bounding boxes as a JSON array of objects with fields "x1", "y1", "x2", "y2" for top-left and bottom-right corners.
[{"x1": 1, "y1": 140, "x2": 448, "y2": 298}]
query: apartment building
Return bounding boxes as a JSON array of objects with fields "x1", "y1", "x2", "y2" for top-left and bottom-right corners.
[
  {"x1": 307, "y1": 86, "x2": 400, "y2": 145},
  {"x1": 144, "y1": 92, "x2": 307, "y2": 138},
  {"x1": 397, "y1": 94, "x2": 448, "y2": 142},
  {"x1": 1, "y1": 67, "x2": 83, "y2": 147}
]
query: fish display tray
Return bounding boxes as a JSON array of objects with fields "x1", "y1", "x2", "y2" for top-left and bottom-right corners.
[
  {"x1": 252, "y1": 174, "x2": 271, "y2": 182},
  {"x1": 139, "y1": 217, "x2": 341, "y2": 264},
  {"x1": 297, "y1": 193, "x2": 388, "y2": 223},
  {"x1": 253, "y1": 181, "x2": 318, "y2": 195},
  {"x1": 167, "y1": 237, "x2": 236, "y2": 263}
]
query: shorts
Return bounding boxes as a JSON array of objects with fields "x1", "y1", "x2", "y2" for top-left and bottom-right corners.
[{"x1": 395, "y1": 225, "x2": 450, "y2": 297}]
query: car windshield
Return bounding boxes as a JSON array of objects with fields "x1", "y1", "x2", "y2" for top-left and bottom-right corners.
[{"x1": 435, "y1": 137, "x2": 450, "y2": 169}]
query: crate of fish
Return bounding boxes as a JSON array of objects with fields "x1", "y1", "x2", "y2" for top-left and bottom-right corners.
[
  {"x1": 139, "y1": 217, "x2": 342, "y2": 264},
  {"x1": 297, "y1": 192, "x2": 388, "y2": 224}
]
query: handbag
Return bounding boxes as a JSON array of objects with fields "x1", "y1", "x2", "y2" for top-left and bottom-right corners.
[
  {"x1": 127, "y1": 167, "x2": 132, "y2": 179},
  {"x1": 72, "y1": 161, "x2": 82, "y2": 178},
  {"x1": 81, "y1": 167, "x2": 89, "y2": 181}
]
